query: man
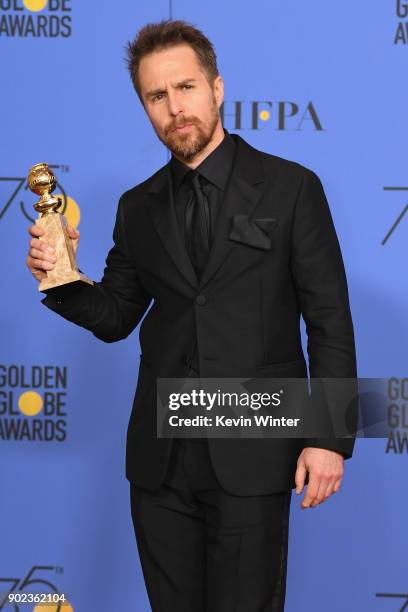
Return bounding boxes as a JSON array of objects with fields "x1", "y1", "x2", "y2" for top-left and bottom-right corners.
[{"x1": 26, "y1": 19, "x2": 357, "y2": 612}]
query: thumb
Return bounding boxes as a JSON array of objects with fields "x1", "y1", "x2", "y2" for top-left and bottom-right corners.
[
  {"x1": 67, "y1": 225, "x2": 80, "y2": 239},
  {"x1": 295, "y1": 462, "x2": 307, "y2": 495}
]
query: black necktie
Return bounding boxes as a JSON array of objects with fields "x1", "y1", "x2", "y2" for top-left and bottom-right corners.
[{"x1": 184, "y1": 171, "x2": 211, "y2": 279}]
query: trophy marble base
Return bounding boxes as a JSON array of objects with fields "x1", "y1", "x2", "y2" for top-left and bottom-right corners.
[
  {"x1": 35, "y1": 210, "x2": 94, "y2": 293},
  {"x1": 39, "y1": 271, "x2": 94, "y2": 293}
]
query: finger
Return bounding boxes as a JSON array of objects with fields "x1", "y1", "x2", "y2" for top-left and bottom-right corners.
[
  {"x1": 30, "y1": 237, "x2": 55, "y2": 252},
  {"x1": 311, "y1": 479, "x2": 330, "y2": 507},
  {"x1": 67, "y1": 225, "x2": 80, "y2": 238},
  {"x1": 301, "y1": 476, "x2": 320, "y2": 509},
  {"x1": 295, "y1": 463, "x2": 307, "y2": 494},
  {"x1": 29, "y1": 247, "x2": 57, "y2": 263},
  {"x1": 31, "y1": 268, "x2": 47, "y2": 281},
  {"x1": 323, "y1": 481, "x2": 335, "y2": 500},
  {"x1": 27, "y1": 255, "x2": 56, "y2": 271},
  {"x1": 28, "y1": 224, "x2": 44, "y2": 237},
  {"x1": 29, "y1": 242, "x2": 55, "y2": 260},
  {"x1": 26, "y1": 256, "x2": 47, "y2": 280},
  {"x1": 333, "y1": 477, "x2": 343, "y2": 493}
]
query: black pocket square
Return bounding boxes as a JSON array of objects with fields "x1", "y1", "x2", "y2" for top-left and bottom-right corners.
[{"x1": 228, "y1": 214, "x2": 278, "y2": 250}]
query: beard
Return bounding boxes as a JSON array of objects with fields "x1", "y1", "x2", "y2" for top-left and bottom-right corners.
[{"x1": 156, "y1": 96, "x2": 220, "y2": 163}]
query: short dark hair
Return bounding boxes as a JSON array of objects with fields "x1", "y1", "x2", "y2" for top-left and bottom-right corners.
[{"x1": 125, "y1": 19, "x2": 219, "y2": 102}]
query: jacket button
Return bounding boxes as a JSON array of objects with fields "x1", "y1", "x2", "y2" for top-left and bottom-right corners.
[{"x1": 195, "y1": 293, "x2": 207, "y2": 306}]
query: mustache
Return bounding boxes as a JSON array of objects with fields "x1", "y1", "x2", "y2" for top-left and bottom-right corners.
[{"x1": 166, "y1": 118, "x2": 199, "y2": 133}]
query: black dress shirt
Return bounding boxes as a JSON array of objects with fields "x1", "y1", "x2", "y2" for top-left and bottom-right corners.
[
  {"x1": 170, "y1": 127, "x2": 237, "y2": 251},
  {"x1": 170, "y1": 128, "x2": 237, "y2": 375}
]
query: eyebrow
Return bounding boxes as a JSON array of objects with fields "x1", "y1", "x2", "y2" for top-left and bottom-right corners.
[{"x1": 146, "y1": 78, "x2": 197, "y2": 99}]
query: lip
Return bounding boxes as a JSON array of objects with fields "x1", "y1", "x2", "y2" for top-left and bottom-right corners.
[{"x1": 172, "y1": 123, "x2": 193, "y2": 132}]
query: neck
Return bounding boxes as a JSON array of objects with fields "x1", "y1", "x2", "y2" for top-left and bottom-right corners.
[{"x1": 172, "y1": 120, "x2": 225, "y2": 169}]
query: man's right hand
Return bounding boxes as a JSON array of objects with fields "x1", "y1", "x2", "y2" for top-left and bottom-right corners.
[{"x1": 26, "y1": 222, "x2": 80, "y2": 282}]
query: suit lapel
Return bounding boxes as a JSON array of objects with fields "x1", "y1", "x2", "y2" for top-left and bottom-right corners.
[
  {"x1": 147, "y1": 163, "x2": 199, "y2": 289},
  {"x1": 147, "y1": 133, "x2": 267, "y2": 291},
  {"x1": 196, "y1": 134, "x2": 266, "y2": 290}
]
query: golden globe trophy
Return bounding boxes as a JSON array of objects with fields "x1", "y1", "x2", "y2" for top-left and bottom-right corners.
[{"x1": 28, "y1": 162, "x2": 94, "y2": 292}]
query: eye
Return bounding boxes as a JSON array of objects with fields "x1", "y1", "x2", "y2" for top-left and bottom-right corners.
[
  {"x1": 152, "y1": 93, "x2": 165, "y2": 102},
  {"x1": 182, "y1": 84, "x2": 193, "y2": 90}
]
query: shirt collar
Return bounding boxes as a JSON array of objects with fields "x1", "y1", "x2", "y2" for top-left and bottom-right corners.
[{"x1": 170, "y1": 127, "x2": 236, "y2": 193}]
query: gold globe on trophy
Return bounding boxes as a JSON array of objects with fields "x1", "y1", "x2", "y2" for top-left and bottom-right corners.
[{"x1": 28, "y1": 162, "x2": 94, "y2": 292}]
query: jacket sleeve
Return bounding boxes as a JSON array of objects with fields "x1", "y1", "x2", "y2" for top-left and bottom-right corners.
[
  {"x1": 290, "y1": 168, "x2": 358, "y2": 459},
  {"x1": 41, "y1": 193, "x2": 152, "y2": 343}
]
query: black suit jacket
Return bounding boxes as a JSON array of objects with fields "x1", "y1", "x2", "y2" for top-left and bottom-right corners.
[{"x1": 42, "y1": 133, "x2": 358, "y2": 495}]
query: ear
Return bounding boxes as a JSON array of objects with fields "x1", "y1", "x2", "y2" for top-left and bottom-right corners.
[{"x1": 213, "y1": 75, "x2": 224, "y2": 109}]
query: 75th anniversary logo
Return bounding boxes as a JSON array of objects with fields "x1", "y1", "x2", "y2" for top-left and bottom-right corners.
[{"x1": 0, "y1": 164, "x2": 80, "y2": 228}]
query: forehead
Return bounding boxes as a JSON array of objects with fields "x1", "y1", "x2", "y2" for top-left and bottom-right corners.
[{"x1": 139, "y1": 44, "x2": 205, "y2": 89}]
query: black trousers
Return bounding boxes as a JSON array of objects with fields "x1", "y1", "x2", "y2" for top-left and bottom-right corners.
[{"x1": 129, "y1": 434, "x2": 292, "y2": 612}]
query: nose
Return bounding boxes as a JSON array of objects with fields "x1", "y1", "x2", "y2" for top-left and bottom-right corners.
[{"x1": 167, "y1": 90, "x2": 184, "y2": 117}]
